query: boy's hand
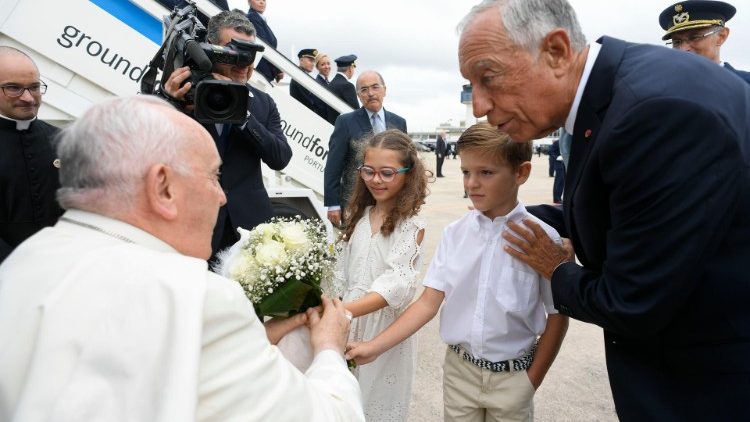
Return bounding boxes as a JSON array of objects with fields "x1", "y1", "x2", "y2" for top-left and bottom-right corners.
[
  {"x1": 503, "y1": 219, "x2": 572, "y2": 280},
  {"x1": 345, "y1": 341, "x2": 380, "y2": 365}
]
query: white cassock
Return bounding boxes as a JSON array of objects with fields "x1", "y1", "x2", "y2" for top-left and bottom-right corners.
[{"x1": 0, "y1": 209, "x2": 364, "y2": 422}]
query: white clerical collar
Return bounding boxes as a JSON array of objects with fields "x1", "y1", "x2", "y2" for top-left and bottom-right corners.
[
  {"x1": 0, "y1": 112, "x2": 36, "y2": 130},
  {"x1": 564, "y1": 42, "x2": 601, "y2": 135},
  {"x1": 61, "y1": 209, "x2": 180, "y2": 254}
]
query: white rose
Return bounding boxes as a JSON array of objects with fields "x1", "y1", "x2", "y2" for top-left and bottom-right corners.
[
  {"x1": 279, "y1": 223, "x2": 310, "y2": 252},
  {"x1": 254, "y1": 223, "x2": 276, "y2": 241},
  {"x1": 255, "y1": 239, "x2": 288, "y2": 266}
]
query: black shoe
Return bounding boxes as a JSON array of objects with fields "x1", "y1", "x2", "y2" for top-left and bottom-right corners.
[{"x1": 437, "y1": 175, "x2": 445, "y2": 178}]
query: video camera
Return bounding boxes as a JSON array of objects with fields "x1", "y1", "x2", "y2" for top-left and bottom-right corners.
[{"x1": 141, "y1": 0, "x2": 265, "y2": 123}]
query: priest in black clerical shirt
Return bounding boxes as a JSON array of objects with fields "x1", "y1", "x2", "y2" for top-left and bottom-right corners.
[{"x1": 0, "y1": 47, "x2": 63, "y2": 264}]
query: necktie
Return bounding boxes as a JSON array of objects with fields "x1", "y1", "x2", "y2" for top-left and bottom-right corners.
[{"x1": 371, "y1": 113, "x2": 384, "y2": 134}]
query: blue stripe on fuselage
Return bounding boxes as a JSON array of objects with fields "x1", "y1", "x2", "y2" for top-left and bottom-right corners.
[{"x1": 89, "y1": 0, "x2": 162, "y2": 44}]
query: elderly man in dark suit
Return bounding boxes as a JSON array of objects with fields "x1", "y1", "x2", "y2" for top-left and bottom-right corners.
[
  {"x1": 246, "y1": 0, "x2": 283, "y2": 83},
  {"x1": 659, "y1": 0, "x2": 750, "y2": 84},
  {"x1": 161, "y1": 10, "x2": 291, "y2": 257},
  {"x1": 323, "y1": 70, "x2": 406, "y2": 227},
  {"x1": 459, "y1": 0, "x2": 750, "y2": 420}
]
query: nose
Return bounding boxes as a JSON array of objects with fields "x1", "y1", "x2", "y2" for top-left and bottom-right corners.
[
  {"x1": 19, "y1": 89, "x2": 35, "y2": 102},
  {"x1": 218, "y1": 188, "x2": 227, "y2": 206},
  {"x1": 471, "y1": 85, "x2": 492, "y2": 118}
]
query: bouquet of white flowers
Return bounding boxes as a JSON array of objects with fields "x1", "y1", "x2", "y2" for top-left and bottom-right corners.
[{"x1": 215, "y1": 217, "x2": 334, "y2": 317}]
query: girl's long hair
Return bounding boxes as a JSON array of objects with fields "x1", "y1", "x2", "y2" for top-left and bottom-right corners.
[{"x1": 343, "y1": 129, "x2": 431, "y2": 240}]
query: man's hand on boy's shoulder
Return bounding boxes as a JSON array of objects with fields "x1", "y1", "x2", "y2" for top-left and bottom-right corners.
[{"x1": 502, "y1": 219, "x2": 574, "y2": 280}]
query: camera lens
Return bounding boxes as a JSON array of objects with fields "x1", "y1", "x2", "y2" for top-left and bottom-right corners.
[
  {"x1": 205, "y1": 85, "x2": 235, "y2": 114},
  {"x1": 194, "y1": 80, "x2": 250, "y2": 124}
]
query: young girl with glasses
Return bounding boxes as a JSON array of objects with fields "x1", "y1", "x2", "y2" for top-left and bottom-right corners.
[{"x1": 328, "y1": 129, "x2": 431, "y2": 421}]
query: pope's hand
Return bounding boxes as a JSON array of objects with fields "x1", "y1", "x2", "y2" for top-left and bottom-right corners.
[{"x1": 308, "y1": 296, "x2": 350, "y2": 356}]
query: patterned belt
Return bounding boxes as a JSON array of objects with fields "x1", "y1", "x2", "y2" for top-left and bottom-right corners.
[{"x1": 448, "y1": 343, "x2": 537, "y2": 373}]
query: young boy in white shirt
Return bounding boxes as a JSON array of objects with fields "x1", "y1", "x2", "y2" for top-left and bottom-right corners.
[{"x1": 346, "y1": 122, "x2": 569, "y2": 422}]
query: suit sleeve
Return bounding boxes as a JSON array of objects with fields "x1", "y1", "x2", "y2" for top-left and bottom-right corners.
[
  {"x1": 342, "y1": 84, "x2": 358, "y2": 109},
  {"x1": 239, "y1": 95, "x2": 292, "y2": 170},
  {"x1": 197, "y1": 275, "x2": 364, "y2": 421},
  {"x1": 323, "y1": 117, "x2": 350, "y2": 207},
  {"x1": 551, "y1": 98, "x2": 744, "y2": 337},
  {"x1": 526, "y1": 205, "x2": 567, "y2": 238}
]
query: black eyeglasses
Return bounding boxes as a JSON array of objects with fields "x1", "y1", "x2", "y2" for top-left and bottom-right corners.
[
  {"x1": 666, "y1": 27, "x2": 722, "y2": 48},
  {"x1": 0, "y1": 83, "x2": 47, "y2": 97},
  {"x1": 358, "y1": 165, "x2": 410, "y2": 182}
]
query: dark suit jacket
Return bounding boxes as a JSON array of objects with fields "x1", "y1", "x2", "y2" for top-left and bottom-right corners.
[
  {"x1": 289, "y1": 71, "x2": 316, "y2": 111},
  {"x1": 529, "y1": 37, "x2": 750, "y2": 420},
  {"x1": 724, "y1": 62, "x2": 750, "y2": 85},
  {"x1": 314, "y1": 75, "x2": 340, "y2": 125},
  {"x1": 328, "y1": 73, "x2": 358, "y2": 110},
  {"x1": 210, "y1": 86, "x2": 292, "y2": 254},
  {"x1": 246, "y1": 8, "x2": 280, "y2": 83},
  {"x1": 324, "y1": 108, "x2": 407, "y2": 208},
  {"x1": 435, "y1": 135, "x2": 447, "y2": 156}
]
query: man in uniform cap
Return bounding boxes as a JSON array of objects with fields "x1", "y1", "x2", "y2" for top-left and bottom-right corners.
[
  {"x1": 289, "y1": 48, "x2": 323, "y2": 116},
  {"x1": 659, "y1": 0, "x2": 750, "y2": 83},
  {"x1": 328, "y1": 54, "x2": 359, "y2": 111}
]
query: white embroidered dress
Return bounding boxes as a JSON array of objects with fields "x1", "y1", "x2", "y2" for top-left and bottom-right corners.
[{"x1": 332, "y1": 207, "x2": 426, "y2": 422}]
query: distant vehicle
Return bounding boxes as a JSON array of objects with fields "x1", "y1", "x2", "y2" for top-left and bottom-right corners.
[
  {"x1": 413, "y1": 141, "x2": 431, "y2": 152},
  {"x1": 533, "y1": 136, "x2": 555, "y2": 155}
]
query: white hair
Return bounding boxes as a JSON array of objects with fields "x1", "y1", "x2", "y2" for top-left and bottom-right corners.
[
  {"x1": 459, "y1": 0, "x2": 587, "y2": 53},
  {"x1": 56, "y1": 95, "x2": 192, "y2": 213}
]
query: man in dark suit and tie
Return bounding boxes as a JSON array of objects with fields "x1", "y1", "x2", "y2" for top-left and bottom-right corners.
[
  {"x1": 323, "y1": 70, "x2": 406, "y2": 227},
  {"x1": 435, "y1": 130, "x2": 446, "y2": 177},
  {"x1": 246, "y1": 0, "x2": 283, "y2": 83},
  {"x1": 328, "y1": 55, "x2": 359, "y2": 112},
  {"x1": 659, "y1": 1, "x2": 750, "y2": 84},
  {"x1": 161, "y1": 10, "x2": 291, "y2": 258},
  {"x1": 459, "y1": 0, "x2": 750, "y2": 420}
]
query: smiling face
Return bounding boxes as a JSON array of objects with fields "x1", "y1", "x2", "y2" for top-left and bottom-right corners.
[
  {"x1": 316, "y1": 56, "x2": 331, "y2": 77},
  {"x1": 459, "y1": 9, "x2": 570, "y2": 142},
  {"x1": 361, "y1": 147, "x2": 407, "y2": 210},
  {"x1": 213, "y1": 28, "x2": 255, "y2": 83},
  {"x1": 461, "y1": 148, "x2": 529, "y2": 220}
]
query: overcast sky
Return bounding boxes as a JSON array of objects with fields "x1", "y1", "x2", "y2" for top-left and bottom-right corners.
[{"x1": 228, "y1": 0, "x2": 750, "y2": 132}]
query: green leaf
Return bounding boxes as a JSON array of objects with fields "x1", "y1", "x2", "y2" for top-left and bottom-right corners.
[{"x1": 257, "y1": 278, "x2": 322, "y2": 318}]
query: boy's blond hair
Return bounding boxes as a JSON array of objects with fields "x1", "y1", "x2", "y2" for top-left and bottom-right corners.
[{"x1": 457, "y1": 122, "x2": 532, "y2": 170}]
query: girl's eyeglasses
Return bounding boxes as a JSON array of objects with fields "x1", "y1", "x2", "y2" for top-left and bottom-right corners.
[{"x1": 358, "y1": 165, "x2": 410, "y2": 182}]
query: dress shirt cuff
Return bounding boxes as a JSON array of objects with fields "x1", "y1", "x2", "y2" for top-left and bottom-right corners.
[
  {"x1": 328, "y1": 205, "x2": 341, "y2": 211},
  {"x1": 312, "y1": 348, "x2": 346, "y2": 365}
]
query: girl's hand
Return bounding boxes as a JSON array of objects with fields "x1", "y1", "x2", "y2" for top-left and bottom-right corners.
[{"x1": 345, "y1": 341, "x2": 381, "y2": 365}]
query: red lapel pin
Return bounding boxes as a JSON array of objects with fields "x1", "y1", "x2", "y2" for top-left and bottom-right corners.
[{"x1": 584, "y1": 129, "x2": 592, "y2": 138}]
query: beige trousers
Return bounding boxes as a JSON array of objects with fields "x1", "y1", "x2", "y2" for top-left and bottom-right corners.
[{"x1": 443, "y1": 348, "x2": 535, "y2": 422}]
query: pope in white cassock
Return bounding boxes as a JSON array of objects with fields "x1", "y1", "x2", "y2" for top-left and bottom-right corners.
[{"x1": 0, "y1": 95, "x2": 364, "y2": 422}]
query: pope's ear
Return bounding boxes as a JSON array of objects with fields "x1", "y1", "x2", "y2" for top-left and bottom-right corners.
[
  {"x1": 145, "y1": 163, "x2": 178, "y2": 221},
  {"x1": 540, "y1": 29, "x2": 573, "y2": 72}
]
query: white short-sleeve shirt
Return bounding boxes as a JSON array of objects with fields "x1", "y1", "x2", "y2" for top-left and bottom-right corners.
[{"x1": 423, "y1": 202, "x2": 560, "y2": 362}]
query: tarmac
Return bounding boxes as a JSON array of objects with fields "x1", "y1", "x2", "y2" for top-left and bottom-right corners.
[{"x1": 406, "y1": 152, "x2": 618, "y2": 421}]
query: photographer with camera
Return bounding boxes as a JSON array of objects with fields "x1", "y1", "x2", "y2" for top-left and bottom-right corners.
[{"x1": 159, "y1": 9, "x2": 291, "y2": 259}]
